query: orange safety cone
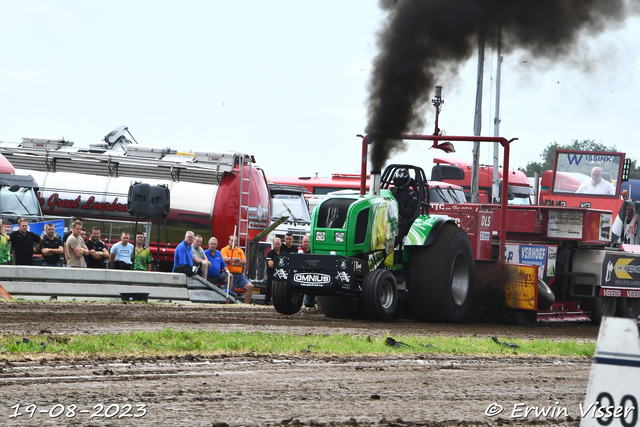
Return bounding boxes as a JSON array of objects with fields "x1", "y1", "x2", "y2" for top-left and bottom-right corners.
[{"x1": 0, "y1": 285, "x2": 13, "y2": 300}]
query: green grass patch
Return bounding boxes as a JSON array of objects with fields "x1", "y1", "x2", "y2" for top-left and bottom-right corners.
[{"x1": 0, "y1": 330, "x2": 595, "y2": 358}]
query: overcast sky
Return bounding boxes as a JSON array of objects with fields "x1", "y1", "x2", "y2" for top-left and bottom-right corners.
[{"x1": 1, "y1": 0, "x2": 639, "y2": 180}]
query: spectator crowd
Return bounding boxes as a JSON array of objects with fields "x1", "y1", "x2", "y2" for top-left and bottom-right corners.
[
  {"x1": 1, "y1": 218, "x2": 312, "y2": 306},
  {"x1": 0, "y1": 217, "x2": 154, "y2": 271}
]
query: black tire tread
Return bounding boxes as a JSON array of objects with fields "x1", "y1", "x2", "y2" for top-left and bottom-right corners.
[
  {"x1": 272, "y1": 280, "x2": 303, "y2": 315},
  {"x1": 410, "y1": 223, "x2": 474, "y2": 323},
  {"x1": 362, "y1": 269, "x2": 398, "y2": 321}
]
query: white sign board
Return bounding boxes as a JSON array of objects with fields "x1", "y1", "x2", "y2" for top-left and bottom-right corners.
[
  {"x1": 548, "y1": 210, "x2": 583, "y2": 239},
  {"x1": 581, "y1": 317, "x2": 640, "y2": 426}
]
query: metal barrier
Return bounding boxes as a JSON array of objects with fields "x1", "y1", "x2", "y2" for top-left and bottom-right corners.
[{"x1": 0, "y1": 266, "x2": 239, "y2": 304}]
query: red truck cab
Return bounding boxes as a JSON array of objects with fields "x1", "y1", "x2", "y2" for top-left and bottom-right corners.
[{"x1": 431, "y1": 157, "x2": 534, "y2": 205}]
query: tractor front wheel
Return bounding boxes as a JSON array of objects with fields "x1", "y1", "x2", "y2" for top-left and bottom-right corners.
[
  {"x1": 272, "y1": 280, "x2": 303, "y2": 315},
  {"x1": 362, "y1": 269, "x2": 398, "y2": 321}
]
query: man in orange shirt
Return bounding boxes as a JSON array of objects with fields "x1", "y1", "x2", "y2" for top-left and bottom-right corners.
[{"x1": 220, "y1": 235, "x2": 254, "y2": 304}]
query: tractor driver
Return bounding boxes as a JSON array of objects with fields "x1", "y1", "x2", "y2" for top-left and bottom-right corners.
[{"x1": 391, "y1": 168, "x2": 418, "y2": 242}]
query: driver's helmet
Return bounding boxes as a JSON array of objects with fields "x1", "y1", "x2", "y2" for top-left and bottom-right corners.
[{"x1": 393, "y1": 168, "x2": 410, "y2": 190}]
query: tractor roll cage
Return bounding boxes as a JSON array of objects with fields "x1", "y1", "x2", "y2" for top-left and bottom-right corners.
[{"x1": 360, "y1": 134, "x2": 517, "y2": 263}]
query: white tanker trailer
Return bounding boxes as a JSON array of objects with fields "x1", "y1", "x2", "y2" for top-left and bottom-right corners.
[{"x1": 0, "y1": 126, "x2": 271, "y2": 270}]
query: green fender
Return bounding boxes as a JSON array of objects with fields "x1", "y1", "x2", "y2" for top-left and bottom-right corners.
[{"x1": 404, "y1": 215, "x2": 455, "y2": 246}]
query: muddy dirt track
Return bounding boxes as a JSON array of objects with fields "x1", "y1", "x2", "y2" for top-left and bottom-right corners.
[{"x1": 0, "y1": 302, "x2": 610, "y2": 426}]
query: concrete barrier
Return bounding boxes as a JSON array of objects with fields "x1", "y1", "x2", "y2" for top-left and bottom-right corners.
[{"x1": 0, "y1": 266, "x2": 238, "y2": 303}]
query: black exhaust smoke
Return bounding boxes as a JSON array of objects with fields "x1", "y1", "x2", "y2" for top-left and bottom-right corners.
[{"x1": 366, "y1": 0, "x2": 638, "y2": 173}]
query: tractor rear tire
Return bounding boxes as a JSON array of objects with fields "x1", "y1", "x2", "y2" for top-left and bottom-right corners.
[
  {"x1": 615, "y1": 297, "x2": 640, "y2": 319},
  {"x1": 362, "y1": 269, "x2": 398, "y2": 321},
  {"x1": 272, "y1": 280, "x2": 303, "y2": 315},
  {"x1": 537, "y1": 278, "x2": 555, "y2": 310},
  {"x1": 588, "y1": 294, "x2": 617, "y2": 325},
  {"x1": 410, "y1": 223, "x2": 474, "y2": 323},
  {"x1": 318, "y1": 296, "x2": 352, "y2": 318}
]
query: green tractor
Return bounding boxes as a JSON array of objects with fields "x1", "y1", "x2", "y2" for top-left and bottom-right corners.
[{"x1": 272, "y1": 164, "x2": 475, "y2": 323}]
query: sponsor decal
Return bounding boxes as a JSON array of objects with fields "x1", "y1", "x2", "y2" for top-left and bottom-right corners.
[
  {"x1": 274, "y1": 269, "x2": 288, "y2": 280},
  {"x1": 335, "y1": 271, "x2": 351, "y2": 282},
  {"x1": 564, "y1": 153, "x2": 614, "y2": 165},
  {"x1": 599, "y1": 214, "x2": 612, "y2": 241},
  {"x1": 585, "y1": 154, "x2": 613, "y2": 162},
  {"x1": 546, "y1": 247, "x2": 557, "y2": 277},
  {"x1": 505, "y1": 244, "x2": 520, "y2": 263},
  {"x1": 547, "y1": 210, "x2": 583, "y2": 239},
  {"x1": 543, "y1": 199, "x2": 567, "y2": 207},
  {"x1": 247, "y1": 202, "x2": 269, "y2": 229},
  {"x1": 602, "y1": 253, "x2": 640, "y2": 288},
  {"x1": 480, "y1": 231, "x2": 490, "y2": 241},
  {"x1": 42, "y1": 193, "x2": 129, "y2": 213},
  {"x1": 520, "y1": 245, "x2": 548, "y2": 280},
  {"x1": 480, "y1": 214, "x2": 491, "y2": 228},
  {"x1": 566, "y1": 154, "x2": 583, "y2": 165},
  {"x1": 303, "y1": 258, "x2": 323, "y2": 268},
  {"x1": 600, "y1": 288, "x2": 640, "y2": 298},
  {"x1": 294, "y1": 272, "x2": 330, "y2": 286},
  {"x1": 353, "y1": 260, "x2": 363, "y2": 273}
]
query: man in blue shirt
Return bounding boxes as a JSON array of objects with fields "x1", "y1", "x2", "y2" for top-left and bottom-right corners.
[
  {"x1": 204, "y1": 237, "x2": 231, "y2": 287},
  {"x1": 173, "y1": 231, "x2": 195, "y2": 276}
]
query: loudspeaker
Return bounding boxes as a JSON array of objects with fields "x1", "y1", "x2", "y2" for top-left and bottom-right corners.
[
  {"x1": 128, "y1": 183, "x2": 150, "y2": 217},
  {"x1": 148, "y1": 184, "x2": 170, "y2": 218}
]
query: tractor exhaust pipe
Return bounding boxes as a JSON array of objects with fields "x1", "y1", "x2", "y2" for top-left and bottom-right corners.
[{"x1": 370, "y1": 172, "x2": 381, "y2": 196}]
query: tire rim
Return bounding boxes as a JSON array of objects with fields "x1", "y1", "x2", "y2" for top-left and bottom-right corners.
[
  {"x1": 451, "y1": 251, "x2": 469, "y2": 306},
  {"x1": 380, "y1": 279, "x2": 394, "y2": 309}
]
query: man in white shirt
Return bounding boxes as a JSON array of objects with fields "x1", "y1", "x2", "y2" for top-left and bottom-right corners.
[
  {"x1": 576, "y1": 167, "x2": 615, "y2": 195},
  {"x1": 191, "y1": 234, "x2": 211, "y2": 281}
]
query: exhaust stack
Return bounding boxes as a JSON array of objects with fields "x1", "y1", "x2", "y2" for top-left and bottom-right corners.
[{"x1": 370, "y1": 173, "x2": 381, "y2": 196}]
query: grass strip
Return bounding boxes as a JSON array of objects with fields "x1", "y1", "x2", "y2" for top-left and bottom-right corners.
[{"x1": 0, "y1": 329, "x2": 595, "y2": 358}]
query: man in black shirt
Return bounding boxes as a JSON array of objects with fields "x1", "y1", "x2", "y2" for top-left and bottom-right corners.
[
  {"x1": 280, "y1": 232, "x2": 297, "y2": 253},
  {"x1": 85, "y1": 226, "x2": 109, "y2": 269},
  {"x1": 9, "y1": 218, "x2": 41, "y2": 266},
  {"x1": 264, "y1": 237, "x2": 282, "y2": 306},
  {"x1": 40, "y1": 223, "x2": 63, "y2": 267}
]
